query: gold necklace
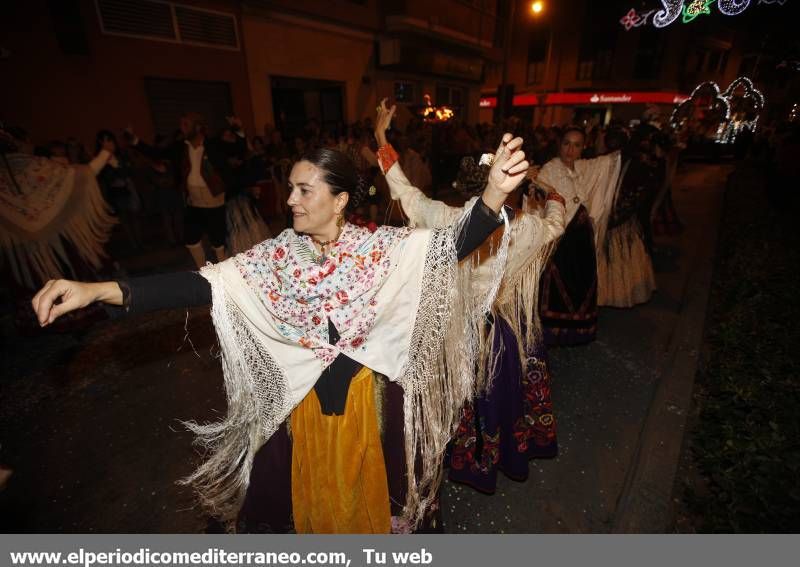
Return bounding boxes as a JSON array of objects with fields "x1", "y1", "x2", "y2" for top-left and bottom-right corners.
[
  {"x1": 309, "y1": 226, "x2": 343, "y2": 261},
  {"x1": 311, "y1": 236, "x2": 337, "y2": 248}
]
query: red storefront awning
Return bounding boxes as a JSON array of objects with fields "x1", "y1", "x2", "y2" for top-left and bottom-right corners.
[{"x1": 479, "y1": 91, "x2": 689, "y2": 108}]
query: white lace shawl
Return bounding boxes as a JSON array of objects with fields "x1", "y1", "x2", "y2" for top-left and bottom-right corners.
[
  {"x1": 537, "y1": 153, "x2": 622, "y2": 254},
  {"x1": 184, "y1": 219, "x2": 503, "y2": 529},
  {"x1": 382, "y1": 161, "x2": 565, "y2": 385}
]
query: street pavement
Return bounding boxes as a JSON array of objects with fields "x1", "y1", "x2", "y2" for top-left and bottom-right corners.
[{"x1": 0, "y1": 163, "x2": 729, "y2": 533}]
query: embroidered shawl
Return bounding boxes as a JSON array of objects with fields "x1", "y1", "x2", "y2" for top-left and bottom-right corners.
[
  {"x1": 0, "y1": 153, "x2": 116, "y2": 288},
  {"x1": 189, "y1": 219, "x2": 505, "y2": 528}
]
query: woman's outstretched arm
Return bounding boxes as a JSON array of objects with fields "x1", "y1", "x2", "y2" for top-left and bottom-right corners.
[{"x1": 32, "y1": 271, "x2": 211, "y2": 327}]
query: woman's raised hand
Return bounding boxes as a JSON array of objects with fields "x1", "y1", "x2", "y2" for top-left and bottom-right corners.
[
  {"x1": 481, "y1": 133, "x2": 530, "y2": 212},
  {"x1": 31, "y1": 280, "x2": 121, "y2": 327},
  {"x1": 374, "y1": 98, "x2": 396, "y2": 147}
]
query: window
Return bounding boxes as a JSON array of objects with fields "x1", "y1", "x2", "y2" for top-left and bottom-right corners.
[
  {"x1": 707, "y1": 50, "x2": 722, "y2": 73},
  {"x1": 527, "y1": 61, "x2": 546, "y2": 84},
  {"x1": 577, "y1": 61, "x2": 593, "y2": 81},
  {"x1": 527, "y1": 28, "x2": 549, "y2": 84},
  {"x1": 435, "y1": 85, "x2": 465, "y2": 108},
  {"x1": 719, "y1": 50, "x2": 730, "y2": 74},
  {"x1": 739, "y1": 54, "x2": 757, "y2": 76},
  {"x1": 594, "y1": 49, "x2": 614, "y2": 80},
  {"x1": 694, "y1": 49, "x2": 707, "y2": 73},
  {"x1": 394, "y1": 81, "x2": 416, "y2": 104},
  {"x1": 95, "y1": 0, "x2": 239, "y2": 50},
  {"x1": 576, "y1": 3, "x2": 617, "y2": 81}
]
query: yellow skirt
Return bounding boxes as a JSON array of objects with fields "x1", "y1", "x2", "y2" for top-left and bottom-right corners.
[{"x1": 290, "y1": 366, "x2": 391, "y2": 533}]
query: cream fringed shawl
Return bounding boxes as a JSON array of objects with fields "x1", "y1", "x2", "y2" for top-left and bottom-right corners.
[
  {"x1": 536, "y1": 152, "x2": 622, "y2": 255},
  {"x1": 0, "y1": 153, "x2": 116, "y2": 288},
  {"x1": 382, "y1": 161, "x2": 565, "y2": 385},
  {"x1": 187, "y1": 219, "x2": 506, "y2": 529}
]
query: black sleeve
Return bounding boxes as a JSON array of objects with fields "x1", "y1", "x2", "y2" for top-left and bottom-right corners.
[
  {"x1": 455, "y1": 198, "x2": 515, "y2": 261},
  {"x1": 105, "y1": 271, "x2": 211, "y2": 318}
]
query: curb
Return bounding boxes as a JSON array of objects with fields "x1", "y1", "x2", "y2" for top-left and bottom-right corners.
[{"x1": 611, "y1": 170, "x2": 728, "y2": 533}]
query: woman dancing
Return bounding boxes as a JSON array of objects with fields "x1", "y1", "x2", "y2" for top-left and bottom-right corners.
[
  {"x1": 31, "y1": 137, "x2": 529, "y2": 533},
  {"x1": 532, "y1": 127, "x2": 621, "y2": 345},
  {"x1": 374, "y1": 99, "x2": 567, "y2": 492}
]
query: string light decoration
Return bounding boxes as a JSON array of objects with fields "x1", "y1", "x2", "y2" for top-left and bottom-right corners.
[
  {"x1": 653, "y1": 0, "x2": 684, "y2": 27},
  {"x1": 670, "y1": 81, "x2": 731, "y2": 141},
  {"x1": 632, "y1": 0, "x2": 781, "y2": 29},
  {"x1": 682, "y1": 0, "x2": 716, "y2": 23},
  {"x1": 721, "y1": 76, "x2": 765, "y2": 109},
  {"x1": 717, "y1": 0, "x2": 751, "y2": 14},
  {"x1": 620, "y1": 8, "x2": 656, "y2": 30},
  {"x1": 715, "y1": 76, "x2": 765, "y2": 143}
]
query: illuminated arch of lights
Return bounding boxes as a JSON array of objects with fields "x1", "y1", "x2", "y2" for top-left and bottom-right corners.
[
  {"x1": 670, "y1": 77, "x2": 766, "y2": 144},
  {"x1": 669, "y1": 81, "x2": 730, "y2": 129},
  {"x1": 716, "y1": 76, "x2": 766, "y2": 143}
]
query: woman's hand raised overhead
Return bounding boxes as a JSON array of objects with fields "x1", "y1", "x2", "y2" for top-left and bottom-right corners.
[
  {"x1": 482, "y1": 133, "x2": 530, "y2": 213},
  {"x1": 374, "y1": 98, "x2": 396, "y2": 147}
]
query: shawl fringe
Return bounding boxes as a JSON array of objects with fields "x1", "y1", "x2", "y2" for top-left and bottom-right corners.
[
  {"x1": 0, "y1": 165, "x2": 116, "y2": 288},
  {"x1": 180, "y1": 268, "x2": 293, "y2": 529}
]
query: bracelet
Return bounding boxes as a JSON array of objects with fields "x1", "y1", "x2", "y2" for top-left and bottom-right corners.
[
  {"x1": 546, "y1": 192, "x2": 566, "y2": 206},
  {"x1": 376, "y1": 143, "x2": 399, "y2": 173}
]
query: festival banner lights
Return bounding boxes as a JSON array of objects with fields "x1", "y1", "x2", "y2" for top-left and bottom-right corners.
[
  {"x1": 620, "y1": 8, "x2": 656, "y2": 30},
  {"x1": 682, "y1": 0, "x2": 716, "y2": 24},
  {"x1": 623, "y1": 0, "x2": 783, "y2": 29},
  {"x1": 653, "y1": 0, "x2": 685, "y2": 27}
]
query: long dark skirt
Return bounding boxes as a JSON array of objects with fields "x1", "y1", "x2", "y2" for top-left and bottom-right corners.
[
  {"x1": 235, "y1": 376, "x2": 437, "y2": 533},
  {"x1": 539, "y1": 205, "x2": 598, "y2": 346},
  {"x1": 447, "y1": 316, "x2": 557, "y2": 493}
]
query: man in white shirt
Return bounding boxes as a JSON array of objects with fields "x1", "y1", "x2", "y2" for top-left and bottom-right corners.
[{"x1": 134, "y1": 113, "x2": 245, "y2": 268}]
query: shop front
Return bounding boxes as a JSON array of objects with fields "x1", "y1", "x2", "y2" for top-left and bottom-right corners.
[{"x1": 479, "y1": 91, "x2": 689, "y2": 126}]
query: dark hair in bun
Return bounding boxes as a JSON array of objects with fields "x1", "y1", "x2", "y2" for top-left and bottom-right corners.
[
  {"x1": 300, "y1": 147, "x2": 369, "y2": 211},
  {"x1": 454, "y1": 156, "x2": 490, "y2": 195},
  {"x1": 560, "y1": 125, "x2": 586, "y2": 143}
]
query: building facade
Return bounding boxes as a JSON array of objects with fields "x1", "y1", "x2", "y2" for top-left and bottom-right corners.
[
  {"x1": 480, "y1": 0, "x2": 749, "y2": 127},
  {"x1": 1, "y1": 0, "x2": 254, "y2": 147},
  {"x1": 2, "y1": 0, "x2": 504, "y2": 145},
  {"x1": 3, "y1": 0, "x2": 784, "y2": 146},
  {"x1": 242, "y1": 0, "x2": 499, "y2": 137}
]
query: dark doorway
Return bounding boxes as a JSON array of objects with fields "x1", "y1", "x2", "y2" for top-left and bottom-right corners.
[{"x1": 271, "y1": 76, "x2": 345, "y2": 142}]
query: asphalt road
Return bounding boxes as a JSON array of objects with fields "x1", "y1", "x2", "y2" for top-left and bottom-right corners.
[{"x1": 0, "y1": 163, "x2": 729, "y2": 533}]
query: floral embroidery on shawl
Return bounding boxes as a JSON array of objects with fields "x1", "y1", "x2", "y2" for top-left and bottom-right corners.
[{"x1": 234, "y1": 223, "x2": 413, "y2": 365}]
